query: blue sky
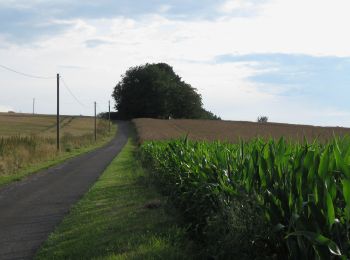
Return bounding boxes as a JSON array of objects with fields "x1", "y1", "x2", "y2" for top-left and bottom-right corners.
[
  {"x1": 1, "y1": 0, "x2": 350, "y2": 126},
  {"x1": 216, "y1": 53, "x2": 350, "y2": 110}
]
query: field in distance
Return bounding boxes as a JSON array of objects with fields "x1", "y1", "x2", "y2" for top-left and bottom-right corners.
[
  {"x1": 133, "y1": 118, "x2": 350, "y2": 143},
  {"x1": 0, "y1": 112, "x2": 111, "y2": 179},
  {"x1": 0, "y1": 112, "x2": 96, "y2": 137}
]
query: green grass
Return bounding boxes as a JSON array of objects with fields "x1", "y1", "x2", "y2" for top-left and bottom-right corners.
[
  {"x1": 35, "y1": 138, "x2": 194, "y2": 260},
  {"x1": 0, "y1": 125, "x2": 117, "y2": 187}
]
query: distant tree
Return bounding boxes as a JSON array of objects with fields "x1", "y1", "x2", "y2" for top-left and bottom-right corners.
[
  {"x1": 98, "y1": 111, "x2": 123, "y2": 120},
  {"x1": 112, "y1": 63, "x2": 219, "y2": 120},
  {"x1": 199, "y1": 108, "x2": 221, "y2": 120},
  {"x1": 257, "y1": 116, "x2": 268, "y2": 123}
]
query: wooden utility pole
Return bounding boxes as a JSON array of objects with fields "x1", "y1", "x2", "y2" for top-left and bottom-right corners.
[
  {"x1": 57, "y1": 74, "x2": 60, "y2": 151},
  {"x1": 108, "y1": 100, "x2": 111, "y2": 132},
  {"x1": 94, "y1": 101, "x2": 97, "y2": 141},
  {"x1": 32, "y1": 98, "x2": 35, "y2": 115}
]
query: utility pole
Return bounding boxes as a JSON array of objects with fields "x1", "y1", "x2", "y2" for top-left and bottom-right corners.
[
  {"x1": 94, "y1": 101, "x2": 97, "y2": 141},
  {"x1": 57, "y1": 74, "x2": 60, "y2": 151},
  {"x1": 108, "y1": 100, "x2": 111, "y2": 133},
  {"x1": 32, "y1": 98, "x2": 35, "y2": 115}
]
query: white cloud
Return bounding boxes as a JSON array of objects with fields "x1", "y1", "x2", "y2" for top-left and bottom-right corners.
[{"x1": 218, "y1": 0, "x2": 255, "y2": 13}]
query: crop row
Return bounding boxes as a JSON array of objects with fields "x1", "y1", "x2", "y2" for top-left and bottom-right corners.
[{"x1": 140, "y1": 137, "x2": 350, "y2": 259}]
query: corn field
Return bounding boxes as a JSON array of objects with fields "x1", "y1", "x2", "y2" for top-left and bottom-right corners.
[{"x1": 141, "y1": 137, "x2": 350, "y2": 259}]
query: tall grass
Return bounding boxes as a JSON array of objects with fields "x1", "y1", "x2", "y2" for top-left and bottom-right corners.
[
  {"x1": 0, "y1": 120, "x2": 110, "y2": 176},
  {"x1": 141, "y1": 137, "x2": 350, "y2": 259}
]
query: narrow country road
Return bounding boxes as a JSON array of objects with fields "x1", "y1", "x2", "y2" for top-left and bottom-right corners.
[{"x1": 0, "y1": 121, "x2": 129, "y2": 260}]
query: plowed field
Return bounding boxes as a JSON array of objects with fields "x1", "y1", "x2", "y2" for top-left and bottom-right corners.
[{"x1": 133, "y1": 118, "x2": 350, "y2": 143}]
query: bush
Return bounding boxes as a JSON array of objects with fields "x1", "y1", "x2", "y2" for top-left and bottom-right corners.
[{"x1": 257, "y1": 116, "x2": 268, "y2": 123}]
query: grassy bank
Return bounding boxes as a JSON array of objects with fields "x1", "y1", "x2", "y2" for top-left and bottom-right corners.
[
  {"x1": 0, "y1": 123, "x2": 117, "y2": 187},
  {"x1": 36, "y1": 138, "x2": 193, "y2": 259}
]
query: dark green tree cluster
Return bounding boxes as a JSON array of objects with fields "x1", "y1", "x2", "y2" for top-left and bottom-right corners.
[{"x1": 112, "y1": 63, "x2": 219, "y2": 120}]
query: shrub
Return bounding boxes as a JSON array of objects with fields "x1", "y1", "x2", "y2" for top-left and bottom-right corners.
[{"x1": 257, "y1": 116, "x2": 268, "y2": 123}]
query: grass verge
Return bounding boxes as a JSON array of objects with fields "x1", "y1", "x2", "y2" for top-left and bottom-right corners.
[
  {"x1": 0, "y1": 125, "x2": 117, "y2": 188},
  {"x1": 35, "y1": 138, "x2": 194, "y2": 259}
]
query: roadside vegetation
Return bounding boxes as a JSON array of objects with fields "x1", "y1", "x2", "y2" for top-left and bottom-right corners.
[
  {"x1": 0, "y1": 113, "x2": 115, "y2": 186},
  {"x1": 36, "y1": 138, "x2": 194, "y2": 259},
  {"x1": 140, "y1": 137, "x2": 350, "y2": 259}
]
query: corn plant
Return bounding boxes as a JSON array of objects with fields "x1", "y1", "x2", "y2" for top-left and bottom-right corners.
[{"x1": 141, "y1": 137, "x2": 350, "y2": 259}]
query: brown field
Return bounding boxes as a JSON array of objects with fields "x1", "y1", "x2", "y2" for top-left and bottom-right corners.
[{"x1": 133, "y1": 118, "x2": 350, "y2": 143}]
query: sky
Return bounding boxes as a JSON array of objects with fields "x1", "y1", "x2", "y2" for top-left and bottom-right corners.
[{"x1": 1, "y1": 0, "x2": 350, "y2": 126}]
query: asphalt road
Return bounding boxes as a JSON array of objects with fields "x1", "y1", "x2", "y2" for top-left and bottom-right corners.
[{"x1": 0, "y1": 121, "x2": 129, "y2": 260}]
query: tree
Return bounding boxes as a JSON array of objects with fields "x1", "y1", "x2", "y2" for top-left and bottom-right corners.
[
  {"x1": 112, "y1": 63, "x2": 219, "y2": 120},
  {"x1": 257, "y1": 116, "x2": 268, "y2": 123}
]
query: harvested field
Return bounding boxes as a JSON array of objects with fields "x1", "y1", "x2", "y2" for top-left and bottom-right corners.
[
  {"x1": 0, "y1": 112, "x2": 95, "y2": 137},
  {"x1": 133, "y1": 118, "x2": 350, "y2": 143},
  {"x1": 0, "y1": 112, "x2": 111, "y2": 177}
]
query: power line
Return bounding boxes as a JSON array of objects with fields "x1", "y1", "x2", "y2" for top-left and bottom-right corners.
[
  {"x1": 0, "y1": 64, "x2": 55, "y2": 79},
  {"x1": 60, "y1": 77, "x2": 88, "y2": 108},
  {"x1": 1, "y1": 64, "x2": 107, "y2": 115}
]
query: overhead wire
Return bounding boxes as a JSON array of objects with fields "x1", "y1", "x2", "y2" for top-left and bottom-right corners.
[
  {"x1": 95, "y1": 102, "x2": 107, "y2": 114},
  {"x1": 60, "y1": 77, "x2": 88, "y2": 109},
  {"x1": 0, "y1": 63, "x2": 106, "y2": 114},
  {"x1": 0, "y1": 64, "x2": 56, "y2": 79}
]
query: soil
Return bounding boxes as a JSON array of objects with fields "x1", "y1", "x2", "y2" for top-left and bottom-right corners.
[{"x1": 133, "y1": 118, "x2": 350, "y2": 143}]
